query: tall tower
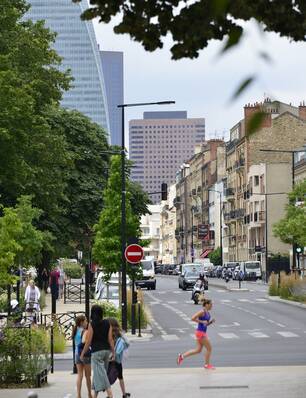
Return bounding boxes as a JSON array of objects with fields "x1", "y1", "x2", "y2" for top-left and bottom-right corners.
[{"x1": 26, "y1": 0, "x2": 110, "y2": 138}]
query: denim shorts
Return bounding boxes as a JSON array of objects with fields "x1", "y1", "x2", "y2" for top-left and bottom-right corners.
[{"x1": 75, "y1": 353, "x2": 91, "y2": 365}]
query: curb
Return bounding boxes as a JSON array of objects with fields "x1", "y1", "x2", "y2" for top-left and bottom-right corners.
[{"x1": 268, "y1": 295, "x2": 306, "y2": 309}]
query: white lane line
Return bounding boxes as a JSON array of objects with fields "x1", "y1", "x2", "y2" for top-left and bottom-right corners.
[
  {"x1": 248, "y1": 332, "x2": 269, "y2": 338},
  {"x1": 161, "y1": 334, "x2": 180, "y2": 341},
  {"x1": 276, "y1": 323, "x2": 286, "y2": 328},
  {"x1": 220, "y1": 299, "x2": 232, "y2": 303},
  {"x1": 259, "y1": 315, "x2": 266, "y2": 320},
  {"x1": 277, "y1": 331, "x2": 299, "y2": 338},
  {"x1": 167, "y1": 301, "x2": 178, "y2": 304},
  {"x1": 256, "y1": 298, "x2": 268, "y2": 302},
  {"x1": 238, "y1": 299, "x2": 252, "y2": 303},
  {"x1": 218, "y1": 333, "x2": 239, "y2": 339}
]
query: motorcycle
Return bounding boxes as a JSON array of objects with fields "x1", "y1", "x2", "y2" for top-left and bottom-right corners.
[{"x1": 191, "y1": 280, "x2": 206, "y2": 304}]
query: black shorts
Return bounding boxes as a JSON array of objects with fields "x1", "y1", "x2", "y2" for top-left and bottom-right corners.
[{"x1": 115, "y1": 362, "x2": 123, "y2": 380}]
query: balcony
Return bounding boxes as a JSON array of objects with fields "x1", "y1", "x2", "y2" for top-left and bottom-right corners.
[
  {"x1": 225, "y1": 187, "x2": 235, "y2": 199},
  {"x1": 235, "y1": 157, "x2": 245, "y2": 172},
  {"x1": 254, "y1": 211, "x2": 265, "y2": 223},
  {"x1": 235, "y1": 208, "x2": 245, "y2": 219}
]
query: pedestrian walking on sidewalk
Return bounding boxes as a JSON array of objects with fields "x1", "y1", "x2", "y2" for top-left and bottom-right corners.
[
  {"x1": 81, "y1": 305, "x2": 115, "y2": 398},
  {"x1": 109, "y1": 318, "x2": 130, "y2": 398},
  {"x1": 73, "y1": 315, "x2": 92, "y2": 398},
  {"x1": 177, "y1": 298, "x2": 216, "y2": 370}
]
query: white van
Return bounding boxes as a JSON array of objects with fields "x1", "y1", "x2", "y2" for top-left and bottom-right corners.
[
  {"x1": 135, "y1": 256, "x2": 156, "y2": 290},
  {"x1": 240, "y1": 261, "x2": 262, "y2": 280}
]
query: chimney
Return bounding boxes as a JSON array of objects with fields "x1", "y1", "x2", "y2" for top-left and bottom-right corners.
[
  {"x1": 298, "y1": 101, "x2": 306, "y2": 120},
  {"x1": 244, "y1": 102, "x2": 272, "y2": 135}
]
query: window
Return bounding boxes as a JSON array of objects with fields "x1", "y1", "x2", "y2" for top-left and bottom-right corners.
[{"x1": 254, "y1": 176, "x2": 259, "y2": 186}]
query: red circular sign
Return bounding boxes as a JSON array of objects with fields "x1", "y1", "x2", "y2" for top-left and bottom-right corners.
[{"x1": 124, "y1": 244, "x2": 144, "y2": 264}]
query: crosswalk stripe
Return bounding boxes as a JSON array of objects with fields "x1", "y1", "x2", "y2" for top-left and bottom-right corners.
[
  {"x1": 238, "y1": 299, "x2": 252, "y2": 302},
  {"x1": 256, "y1": 298, "x2": 268, "y2": 302},
  {"x1": 248, "y1": 332, "x2": 269, "y2": 338},
  {"x1": 220, "y1": 299, "x2": 232, "y2": 303},
  {"x1": 218, "y1": 333, "x2": 239, "y2": 339},
  {"x1": 161, "y1": 334, "x2": 180, "y2": 341},
  {"x1": 277, "y1": 331, "x2": 299, "y2": 338},
  {"x1": 167, "y1": 301, "x2": 178, "y2": 304}
]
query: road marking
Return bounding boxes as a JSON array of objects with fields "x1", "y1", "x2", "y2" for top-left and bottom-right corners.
[
  {"x1": 238, "y1": 299, "x2": 252, "y2": 303},
  {"x1": 217, "y1": 289, "x2": 225, "y2": 292},
  {"x1": 218, "y1": 333, "x2": 239, "y2": 339},
  {"x1": 161, "y1": 334, "x2": 180, "y2": 341},
  {"x1": 220, "y1": 299, "x2": 232, "y2": 303},
  {"x1": 277, "y1": 331, "x2": 299, "y2": 338},
  {"x1": 219, "y1": 322, "x2": 240, "y2": 328},
  {"x1": 167, "y1": 301, "x2": 178, "y2": 304},
  {"x1": 276, "y1": 323, "x2": 286, "y2": 328},
  {"x1": 256, "y1": 298, "x2": 268, "y2": 302},
  {"x1": 259, "y1": 315, "x2": 266, "y2": 320},
  {"x1": 248, "y1": 332, "x2": 269, "y2": 338}
]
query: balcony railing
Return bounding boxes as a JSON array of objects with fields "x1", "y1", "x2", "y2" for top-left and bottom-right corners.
[{"x1": 225, "y1": 187, "x2": 235, "y2": 197}]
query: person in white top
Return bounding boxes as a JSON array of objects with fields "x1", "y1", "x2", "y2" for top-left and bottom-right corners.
[{"x1": 25, "y1": 280, "x2": 41, "y2": 312}]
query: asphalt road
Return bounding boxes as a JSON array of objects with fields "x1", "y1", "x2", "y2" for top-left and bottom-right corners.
[{"x1": 55, "y1": 275, "x2": 306, "y2": 370}]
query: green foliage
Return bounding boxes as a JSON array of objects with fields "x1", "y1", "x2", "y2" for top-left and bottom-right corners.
[
  {"x1": 73, "y1": 0, "x2": 306, "y2": 60},
  {"x1": 93, "y1": 155, "x2": 146, "y2": 278},
  {"x1": 53, "y1": 323, "x2": 66, "y2": 354},
  {"x1": 93, "y1": 301, "x2": 121, "y2": 320},
  {"x1": 0, "y1": 326, "x2": 50, "y2": 386},
  {"x1": 273, "y1": 181, "x2": 306, "y2": 248},
  {"x1": 208, "y1": 247, "x2": 222, "y2": 265},
  {"x1": 63, "y1": 262, "x2": 83, "y2": 279},
  {"x1": 0, "y1": 0, "x2": 71, "y2": 220},
  {"x1": 44, "y1": 108, "x2": 110, "y2": 256},
  {"x1": 0, "y1": 197, "x2": 45, "y2": 286}
]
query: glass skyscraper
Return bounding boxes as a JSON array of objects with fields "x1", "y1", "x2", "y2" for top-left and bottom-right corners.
[
  {"x1": 26, "y1": 0, "x2": 110, "y2": 138},
  {"x1": 100, "y1": 51, "x2": 124, "y2": 146}
]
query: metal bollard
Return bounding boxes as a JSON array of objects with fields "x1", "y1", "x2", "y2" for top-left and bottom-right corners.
[
  {"x1": 138, "y1": 301, "x2": 142, "y2": 338},
  {"x1": 50, "y1": 322, "x2": 54, "y2": 374}
]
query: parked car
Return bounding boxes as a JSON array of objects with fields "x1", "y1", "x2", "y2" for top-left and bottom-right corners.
[
  {"x1": 155, "y1": 264, "x2": 163, "y2": 274},
  {"x1": 172, "y1": 265, "x2": 180, "y2": 276},
  {"x1": 178, "y1": 269, "x2": 200, "y2": 290}
]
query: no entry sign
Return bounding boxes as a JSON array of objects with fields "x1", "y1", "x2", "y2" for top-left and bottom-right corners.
[{"x1": 124, "y1": 244, "x2": 144, "y2": 264}]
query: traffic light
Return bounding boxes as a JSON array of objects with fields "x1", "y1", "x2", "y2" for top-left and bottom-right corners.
[{"x1": 161, "y1": 182, "x2": 168, "y2": 201}]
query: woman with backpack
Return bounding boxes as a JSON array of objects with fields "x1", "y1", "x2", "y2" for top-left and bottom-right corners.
[
  {"x1": 109, "y1": 318, "x2": 130, "y2": 398},
  {"x1": 80, "y1": 305, "x2": 115, "y2": 398},
  {"x1": 177, "y1": 298, "x2": 216, "y2": 369},
  {"x1": 72, "y1": 315, "x2": 92, "y2": 398}
]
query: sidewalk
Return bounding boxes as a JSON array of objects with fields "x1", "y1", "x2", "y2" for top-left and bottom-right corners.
[
  {"x1": 208, "y1": 278, "x2": 251, "y2": 291},
  {"x1": 1, "y1": 366, "x2": 305, "y2": 398},
  {"x1": 268, "y1": 295, "x2": 306, "y2": 310}
]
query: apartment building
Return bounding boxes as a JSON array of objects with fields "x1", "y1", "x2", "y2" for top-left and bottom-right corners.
[
  {"x1": 160, "y1": 184, "x2": 177, "y2": 264},
  {"x1": 129, "y1": 111, "x2": 205, "y2": 203},
  {"x1": 223, "y1": 99, "x2": 306, "y2": 274},
  {"x1": 140, "y1": 205, "x2": 162, "y2": 260},
  {"x1": 175, "y1": 140, "x2": 225, "y2": 263},
  {"x1": 294, "y1": 146, "x2": 306, "y2": 182}
]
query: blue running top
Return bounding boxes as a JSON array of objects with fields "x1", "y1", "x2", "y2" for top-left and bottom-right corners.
[{"x1": 197, "y1": 310, "x2": 211, "y2": 333}]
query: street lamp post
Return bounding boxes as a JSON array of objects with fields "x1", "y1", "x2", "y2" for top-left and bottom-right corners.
[
  {"x1": 117, "y1": 101, "x2": 175, "y2": 331},
  {"x1": 191, "y1": 206, "x2": 195, "y2": 263},
  {"x1": 260, "y1": 148, "x2": 306, "y2": 272},
  {"x1": 208, "y1": 189, "x2": 223, "y2": 266}
]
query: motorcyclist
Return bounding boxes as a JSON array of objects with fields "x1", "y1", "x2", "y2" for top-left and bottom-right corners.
[{"x1": 196, "y1": 272, "x2": 207, "y2": 289}]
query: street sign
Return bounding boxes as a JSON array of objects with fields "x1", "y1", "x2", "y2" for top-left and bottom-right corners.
[
  {"x1": 125, "y1": 244, "x2": 144, "y2": 264},
  {"x1": 198, "y1": 224, "x2": 209, "y2": 240}
]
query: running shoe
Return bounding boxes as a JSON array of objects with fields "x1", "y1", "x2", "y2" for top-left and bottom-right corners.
[
  {"x1": 177, "y1": 353, "x2": 184, "y2": 365},
  {"x1": 204, "y1": 364, "x2": 215, "y2": 370}
]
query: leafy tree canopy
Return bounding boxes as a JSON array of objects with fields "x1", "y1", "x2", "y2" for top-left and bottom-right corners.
[
  {"x1": 273, "y1": 180, "x2": 306, "y2": 248},
  {"x1": 208, "y1": 247, "x2": 222, "y2": 265},
  {"x1": 44, "y1": 108, "x2": 110, "y2": 257},
  {"x1": 0, "y1": 0, "x2": 71, "y2": 216},
  {"x1": 93, "y1": 155, "x2": 150, "y2": 278},
  {"x1": 0, "y1": 196, "x2": 45, "y2": 286},
  {"x1": 73, "y1": 0, "x2": 306, "y2": 60}
]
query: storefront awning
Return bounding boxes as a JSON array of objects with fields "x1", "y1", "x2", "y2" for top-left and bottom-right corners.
[{"x1": 200, "y1": 249, "x2": 212, "y2": 258}]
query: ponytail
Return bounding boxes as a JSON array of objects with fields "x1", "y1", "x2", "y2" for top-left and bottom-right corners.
[{"x1": 72, "y1": 314, "x2": 86, "y2": 339}]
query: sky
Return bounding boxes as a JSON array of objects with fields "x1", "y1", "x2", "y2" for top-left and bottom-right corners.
[{"x1": 93, "y1": 16, "x2": 306, "y2": 140}]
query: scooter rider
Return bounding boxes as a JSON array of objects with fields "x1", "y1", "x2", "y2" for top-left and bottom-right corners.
[{"x1": 197, "y1": 272, "x2": 207, "y2": 289}]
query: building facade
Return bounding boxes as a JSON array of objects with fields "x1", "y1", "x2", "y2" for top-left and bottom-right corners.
[
  {"x1": 129, "y1": 111, "x2": 205, "y2": 203},
  {"x1": 140, "y1": 205, "x2": 162, "y2": 260},
  {"x1": 295, "y1": 146, "x2": 306, "y2": 183},
  {"x1": 175, "y1": 140, "x2": 225, "y2": 263},
  {"x1": 100, "y1": 51, "x2": 124, "y2": 146},
  {"x1": 223, "y1": 99, "x2": 306, "y2": 274},
  {"x1": 160, "y1": 184, "x2": 177, "y2": 264},
  {"x1": 27, "y1": 0, "x2": 110, "y2": 136}
]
